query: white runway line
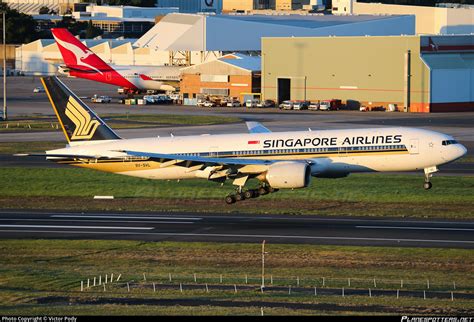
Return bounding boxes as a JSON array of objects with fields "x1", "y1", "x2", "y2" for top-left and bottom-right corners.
[
  {"x1": 51, "y1": 215, "x2": 202, "y2": 221},
  {"x1": 356, "y1": 226, "x2": 474, "y2": 231},
  {"x1": 0, "y1": 225, "x2": 154, "y2": 230},
  {"x1": 0, "y1": 230, "x2": 472, "y2": 244},
  {"x1": 0, "y1": 219, "x2": 195, "y2": 224}
]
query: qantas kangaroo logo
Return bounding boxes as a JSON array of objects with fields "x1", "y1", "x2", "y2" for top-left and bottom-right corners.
[
  {"x1": 53, "y1": 34, "x2": 103, "y2": 75},
  {"x1": 65, "y1": 96, "x2": 100, "y2": 140}
]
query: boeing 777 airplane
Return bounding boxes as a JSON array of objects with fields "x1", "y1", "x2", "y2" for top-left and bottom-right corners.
[
  {"x1": 22, "y1": 77, "x2": 467, "y2": 204},
  {"x1": 52, "y1": 28, "x2": 177, "y2": 94}
]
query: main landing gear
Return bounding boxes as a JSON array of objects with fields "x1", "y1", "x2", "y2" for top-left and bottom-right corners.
[
  {"x1": 423, "y1": 166, "x2": 438, "y2": 190},
  {"x1": 225, "y1": 185, "x2": 279, "y2": 204}
]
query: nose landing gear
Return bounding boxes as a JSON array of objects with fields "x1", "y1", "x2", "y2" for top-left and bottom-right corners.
[
  {"x1": 225, "y1": 185, "x2": 279, "y2": 204},
  {"x1": 423, "y1": 166, "x2": 438, "y2": 190}
]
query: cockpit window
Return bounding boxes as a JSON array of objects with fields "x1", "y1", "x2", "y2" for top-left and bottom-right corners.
[{"x1": 442, "y1": 140, "x2": 458, "y2": 146}]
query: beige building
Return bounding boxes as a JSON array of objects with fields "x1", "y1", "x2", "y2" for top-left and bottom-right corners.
[
  {"x1": 180, "y1": 53, "x2": 261, "y2": 103},
  {"x1": 262, "y1": 35, "x2": 474, "y2": 113},
  {"x1": 333, "y1": 0, "x2": 474, "y2": 35}
]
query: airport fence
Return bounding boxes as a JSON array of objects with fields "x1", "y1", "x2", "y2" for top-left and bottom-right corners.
[{"x1": 78, "y1": 272, "x2": 472, "y2": 301}]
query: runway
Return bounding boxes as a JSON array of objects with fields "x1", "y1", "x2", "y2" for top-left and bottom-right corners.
[{"x1": 0, "y1": 210, "x2": 473, "y2": 249}]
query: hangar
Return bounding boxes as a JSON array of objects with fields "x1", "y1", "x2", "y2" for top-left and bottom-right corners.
[
  {"x1": 180, "y1": 53, "x2": 260, "y2": 103},
  {"x1": 134, "y1": 12, "x2": 415, "y2": 51},
  {"x1": 262, "y1": 34, "x2": 474, "y2": 113}
]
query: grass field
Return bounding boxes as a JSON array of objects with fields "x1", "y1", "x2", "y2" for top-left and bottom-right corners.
[
  {"x1": 0, "y1": 167, "x2": 472, "y2": 218},
  {"x1": 0, "y1": 114, "x2": 241, "y2": 132},
  {"x1": 0, "y1": 240, "x2": 472, "y2": 315}
]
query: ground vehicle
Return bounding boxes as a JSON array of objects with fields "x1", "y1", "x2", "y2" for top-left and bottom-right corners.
[
  {"x1": 245, "y1": 99, "x2": 259, "y2": 108},
  {"x1": 308, "y1": 102, "x2": 320, "y2": 110},
  {"x1": 204, "y1": 101, "x2": 216, "y2": 107},
  {"x1": 279, "y1": 100, "x2": 294, "y2": 110},
  {"x1": 227, "y1": 100, "x2": 241, "y2": 107},
  {"x1": 256, "y1": 99, "x2": 275, "y2": 108},
  {"x1": 196, "y1": 99, "x2": 207, "y2": 107},
  {"x1": 319, "y1": 101, "x2": 330, "y2": 111},
  {"x1": 169, "y1": 93, "x2": 180, "y2": 101},
  {"x1": 320, "y1": 99, "x2": 342, "y2": 111},
  {"x1": 33, "y1": 86, "x2": 45, "y2": 93},
  {"x1": 143, "y1": 95, "x2": 156, "y2": 104},
  {"x1": 91, "y1": 95, "x2": 111, "y2": 103},
  {"x1": 293, "y1": 100, "x2": 310, "y2": 110}
]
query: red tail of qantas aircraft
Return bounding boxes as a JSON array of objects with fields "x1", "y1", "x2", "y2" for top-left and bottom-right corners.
[{"x1": 52, "y1": 28, "x2": 176, "y2": 93}]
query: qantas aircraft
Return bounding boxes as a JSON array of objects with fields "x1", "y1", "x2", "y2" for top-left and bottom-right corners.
[
  {"x1": 22, "y1": 77, "x2": 467, "y2": 204},
  {"x1": 51, "y1": 28, "x2": 177, "y2": 94}
]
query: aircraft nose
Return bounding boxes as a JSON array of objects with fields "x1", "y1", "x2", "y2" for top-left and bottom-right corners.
[{"x1": 457, "y1": 144, "x2": 468, "y2": 159}]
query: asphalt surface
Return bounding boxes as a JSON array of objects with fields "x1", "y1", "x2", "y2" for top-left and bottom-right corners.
[{"x1": 1, "y1": 210, "x2": 473, "y2": 249}]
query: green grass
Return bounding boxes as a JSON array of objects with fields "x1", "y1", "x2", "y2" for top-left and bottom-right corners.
[
  {"x1": 0, "y1": 167, "x2": 472, "y2": 218},
  {"x1": 0, "y1": 141, "x2": 66, "y2": 154},
  {"x1": 0, "y1": 114, "x2": 241, "y2": 132},
  {"x1": 103, "y1": 113, "x2": 241, "y2": 126},
  {"x1": 0, "y1": 240, "x2": 472, "y2": 315}
]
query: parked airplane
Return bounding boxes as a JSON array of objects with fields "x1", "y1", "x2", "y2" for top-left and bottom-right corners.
[
  {"x1": 52, "y1": 28, "x2": 178, "y2": 94},
  {"x1": 22, "y1": 77, "x2": 467, "y2": 204}
]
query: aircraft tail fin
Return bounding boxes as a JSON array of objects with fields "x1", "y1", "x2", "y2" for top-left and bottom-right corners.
[
  {"x1": 51, "y1": 28, "x2": 112, "y2": 74},
  {"x1": 41, "y1": 76, "x2": 121, "y2": 143}
]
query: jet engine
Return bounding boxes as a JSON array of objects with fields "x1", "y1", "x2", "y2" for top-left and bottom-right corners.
[{"x1": 265, "y1": 161, "x2": 311, "y2": 189}]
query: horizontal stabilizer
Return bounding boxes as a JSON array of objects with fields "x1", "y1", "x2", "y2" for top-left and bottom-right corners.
[
  {"x1": 246, "y1": 121, "x2": 272, "y2": 134},
  {"x1": 14, "y1": 153, "x2": 110, "y2": 159}
]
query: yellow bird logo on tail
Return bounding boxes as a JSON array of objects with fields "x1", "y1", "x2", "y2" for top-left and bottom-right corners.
[{"x1": 65, "y1": 96, "x2": 100, "y2": 140}]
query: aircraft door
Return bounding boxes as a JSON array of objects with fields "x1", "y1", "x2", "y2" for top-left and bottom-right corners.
[{"x1": 409, "y1": 139, "x2": 419, "y2": 154}]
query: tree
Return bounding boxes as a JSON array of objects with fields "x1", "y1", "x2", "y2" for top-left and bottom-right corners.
[
  {"x1": 39, "y1": 6, "x2": 50, "y2": 14},
  {"x1": 84, "y1": 20, "x2": 103, "y2": 39},
  {"x1": 0, "y1": 3, "x2": 39, "y2": 44}
]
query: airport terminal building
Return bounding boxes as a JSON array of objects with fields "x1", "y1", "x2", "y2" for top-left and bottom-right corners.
[{"x1": 262, "y1": 35, "x2": 474, "y2": 113}]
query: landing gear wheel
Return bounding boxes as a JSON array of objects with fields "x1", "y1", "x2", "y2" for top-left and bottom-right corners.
[
  {"x1": 225, "y1": 195, "x2": 236, "y2": 204},
  {"x1": 235, "y1": 192, "x2": 246, "y2": 202},
  {"x1": 258, "y1": 187, "x2": 268, "y2": 195},
  {"x1": 423, "y1": 182, "x2": 432, "y2": 190},
  {"x1": 267, "y1": 187, "x2": 279, "y2": 193},
  {"x1": 244, "y1": 190, "x2": 254, "y2": 199}
]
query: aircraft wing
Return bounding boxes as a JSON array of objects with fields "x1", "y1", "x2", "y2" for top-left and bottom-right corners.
[
  {"x1": 125, "y1": 150, "x2": 275, "y2": 166},
  {"x1": 246, "y1": 121, "x2": 272, "y2": 134}
]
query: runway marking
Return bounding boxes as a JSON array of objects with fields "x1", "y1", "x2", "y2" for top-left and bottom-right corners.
[
  {"x1": 0, "y1": 230, "x2": 472, "y2": 245},
  {"x1": 356, "y1": 226, "x2": 474, "y2": 232},
  {"x1": 51, "y1": 215, "x2": 202, "y2": 221},
  {"x1": 0, "y1": 219, "x2": 195, "y2": 224},
  {"x1": 0, "y1": 211, "x2": 472, "y2": 226},
  {"x1": 0, "y1": 225, "x2": 153, "y2": 230}
]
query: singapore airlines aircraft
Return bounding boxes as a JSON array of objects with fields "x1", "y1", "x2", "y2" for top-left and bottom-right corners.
[
  {"x1": 24, "y1": 77, "x2": 467, "y2": 204},
  {"x1": 51, "y1": 28, "x2": 177, "y2": 94}
]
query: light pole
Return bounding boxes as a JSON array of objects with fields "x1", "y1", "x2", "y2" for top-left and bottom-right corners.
[
  {"x1": 2, "y1": 11, "x2": 6, "y2": 121},
  {"x1": 261, "y1": 240, "x2": 268, "y2": 289}
]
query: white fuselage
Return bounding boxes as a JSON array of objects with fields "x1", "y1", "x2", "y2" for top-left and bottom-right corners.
[{"x1": 48, "y1": 127, "x2": 467, "y2": 180}]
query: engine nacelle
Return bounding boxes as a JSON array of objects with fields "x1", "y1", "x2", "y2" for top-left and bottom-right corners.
[{"x1": 265, "y1": 161, "x2": 311, "y2": 189}]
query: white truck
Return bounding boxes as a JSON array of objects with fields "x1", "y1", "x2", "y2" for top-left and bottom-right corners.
[{"x1": 91, "y1": 95, "x2": 112, "y2": 103}]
